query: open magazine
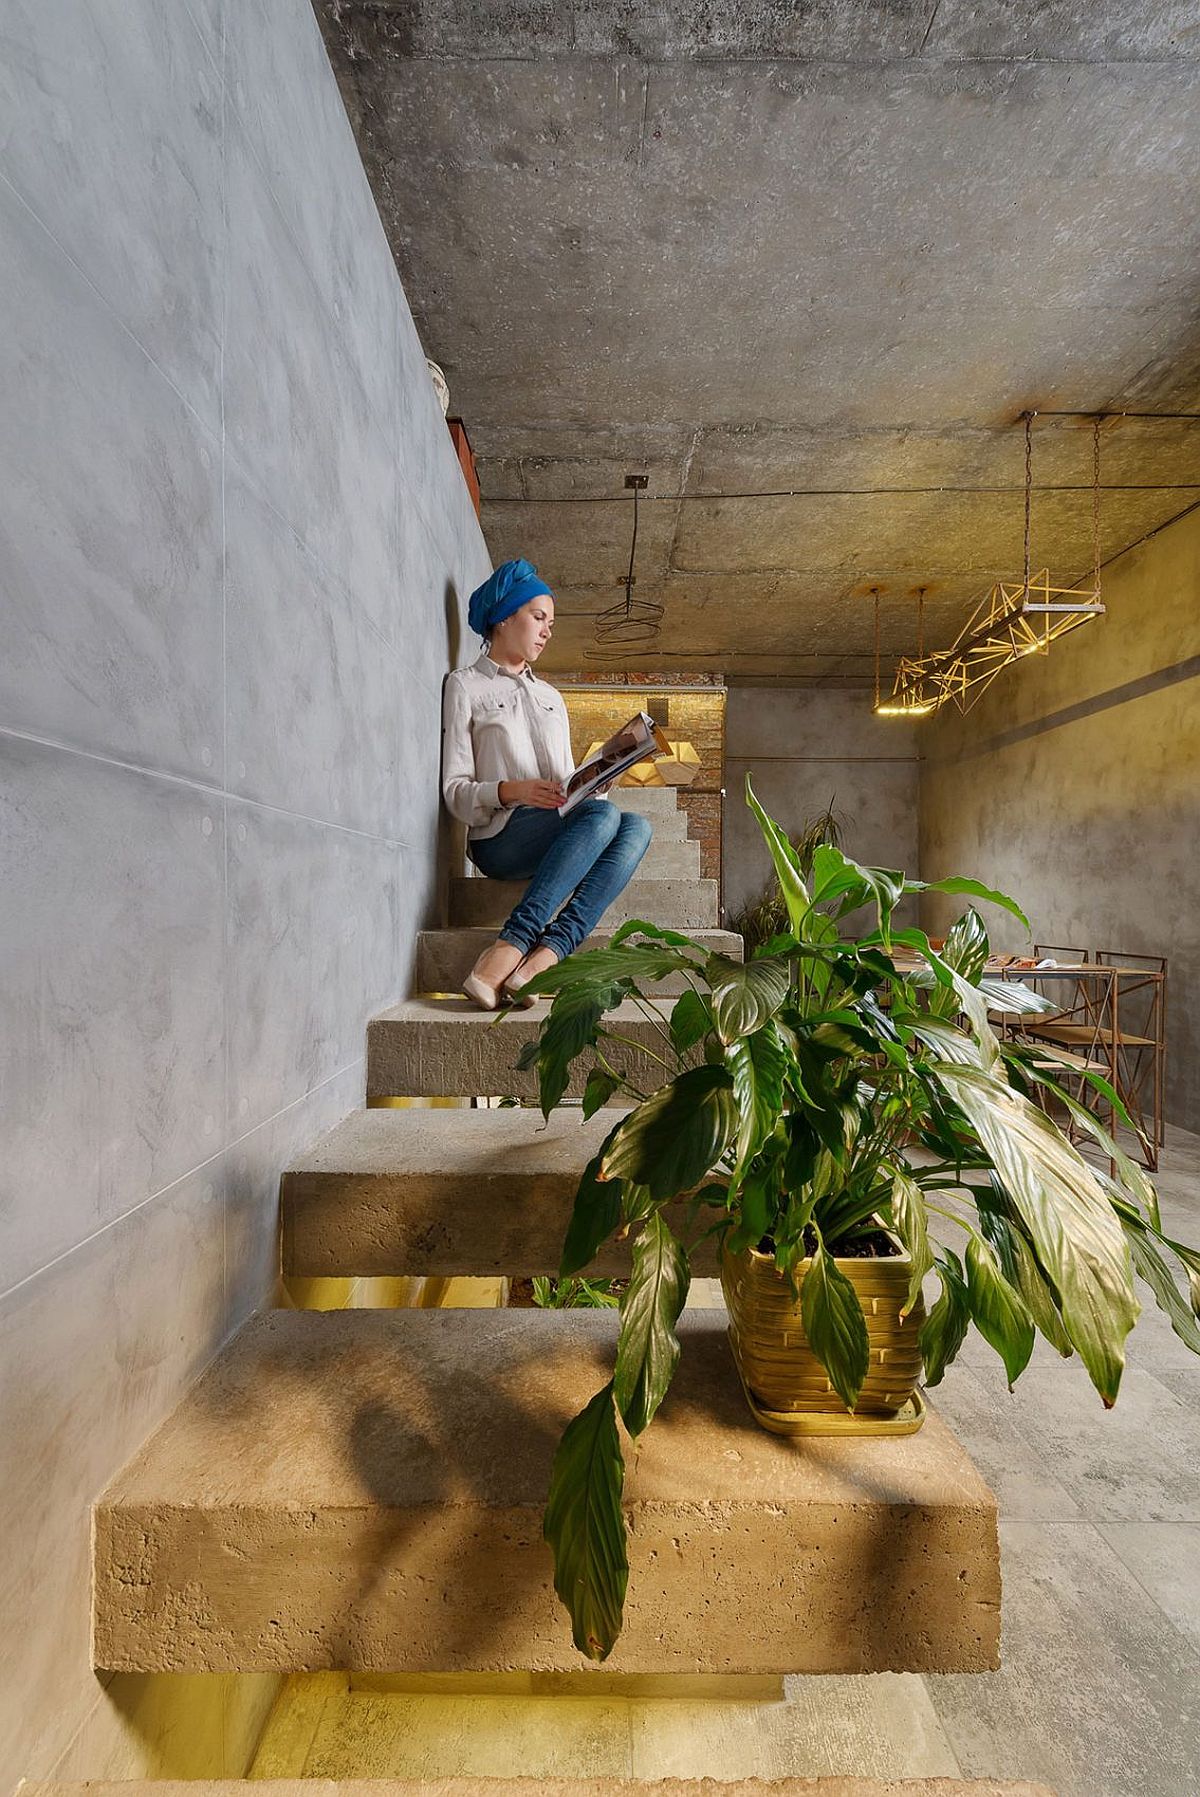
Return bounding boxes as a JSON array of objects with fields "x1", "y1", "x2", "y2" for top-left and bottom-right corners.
[{"x1": 559, "y1": 711, "x2": 670, "y2": 815}]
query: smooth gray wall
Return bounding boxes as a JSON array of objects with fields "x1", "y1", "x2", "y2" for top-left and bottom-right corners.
[
  {"x1": 723, "y1": 688, "x2": 920, "y2": 921},
  {"x1": 920, "y1": 504, "x2": 1200, "y2": 1131},
  {"x1": 0, "y1": 0, "x2": 487, "y2": 1782}
]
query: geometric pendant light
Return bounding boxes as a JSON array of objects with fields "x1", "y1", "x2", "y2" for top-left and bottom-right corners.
[{"x1": 875, "y1": 413, "x2": 1106, "y2": 717}]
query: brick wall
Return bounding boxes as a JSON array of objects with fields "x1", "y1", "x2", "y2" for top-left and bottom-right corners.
[{"x1": 551, "y1": 678, "x2": 726, "y2": 889}]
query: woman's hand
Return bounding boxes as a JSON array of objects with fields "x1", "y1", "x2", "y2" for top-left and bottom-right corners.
[{"x1": 498, "y1": 778, "x2": 565, "y2": 810}]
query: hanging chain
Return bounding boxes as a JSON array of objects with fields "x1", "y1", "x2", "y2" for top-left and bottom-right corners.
[
  {"x1": 873, "y1": 589, "x2": 881, "y2": 710},
  {"x1": 1023, "y1": 410, "x2": 1035, "y2": 592},
  {"x1": 916, "y1": 586, "x2": 926, "y2": 661},
  {"x1": 1092, "y1": 415, "x2": 1102, "y2": 594}
]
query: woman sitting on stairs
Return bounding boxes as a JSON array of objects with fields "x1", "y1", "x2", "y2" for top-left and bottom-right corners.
[{"x1": 442, "y1": 558, "x2": 653, "y2": 1010}]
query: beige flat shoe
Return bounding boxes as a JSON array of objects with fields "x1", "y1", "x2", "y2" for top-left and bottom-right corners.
[
  {"x1": 501, "y1": 964, "x2": 538, "y2": 1009},
  {"x1": 462, "y1": 971, "x2": 501, "y2": 1011}
]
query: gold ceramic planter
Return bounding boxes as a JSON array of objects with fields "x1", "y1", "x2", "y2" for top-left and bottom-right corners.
[{"x1": 720, "y1": 1235, "x2": 926, "y2": 1436}]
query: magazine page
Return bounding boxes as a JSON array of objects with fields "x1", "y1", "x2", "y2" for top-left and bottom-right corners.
[{"x1": 558, "y1": 711, "x2": 669, "y2": 815}]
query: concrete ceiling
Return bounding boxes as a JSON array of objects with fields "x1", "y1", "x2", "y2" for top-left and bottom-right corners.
[{"x1": 318, "y1": 1, "x2": 1200, "y2": 679}]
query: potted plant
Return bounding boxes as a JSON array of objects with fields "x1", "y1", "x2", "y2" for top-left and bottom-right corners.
[
  {"x1": 517, "y1": 779, "x2": 1200, "y2": 1663},
  {"x1": 728, "y1": 795, "x2": 846, "y2": 952}
]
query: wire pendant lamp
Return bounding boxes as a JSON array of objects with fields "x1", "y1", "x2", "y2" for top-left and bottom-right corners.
[
  {"x1": 876, "y1": 413, "x2": 1106, "y2": 717},
  {"x1": 588, "y1": 475, "x2": 665, "y2": 655}
]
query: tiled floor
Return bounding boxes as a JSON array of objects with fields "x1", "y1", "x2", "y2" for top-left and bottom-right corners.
[{"x1": 251, "y1": 1127, "x2": 1200, "y2": 1796}]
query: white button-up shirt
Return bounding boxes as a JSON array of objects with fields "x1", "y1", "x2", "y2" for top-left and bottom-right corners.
[{"x1": 442, "y1": 653, "x2": 577, "y2": 840}]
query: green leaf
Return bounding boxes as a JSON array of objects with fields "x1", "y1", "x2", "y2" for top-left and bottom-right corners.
[
  {"x1": 907, "y1": 873, "x2": 1030, "y2": 934},
  {"x1": 610, "y1": 917, "x2": 709, "y2": 954},
  {"x1": 728, "y1": 1166, "x2": 773, "y2": 1254},
  {"x1": 928, "y1": 909, "x2": 989, "y2": 1018},
  {"x1": 978, "y1": 1205, "x2": 1074, "y2": 1357},
  {"x1": 534, "y1": 983, "x2": 623, "y2": 1118},
  {"x1": 920, "y1": 1248, "x2": 971, "y2": 1386},
  {"x1": 601, "y1": 1066, "x2": 737, "y2": 1202},
  {"x1": 933, "y1": 1062, "x2": 1138, "y2": 1405},
  {"x1": 709, "y1": 953, "x2": 791, "y2": 1045},
  {"x1": 921, "y1": 1252, "x2": 971, "y2": 1382},
  {"x1": 561, "y1": 1117, "x2": 628, "y2": 1276},
  {"x1": 800, "y1": 1233, "x2": 871, "y2": 1411},
  {"x1": 745, "y1": 775, "x2": 812, "y2": 935},
  {"x1": 581, "y1": 1068, "x2": 620, "y2": 1120},
  {"x1": 669, "y1": 986, "x2": 712, "y2": 1056},
  {"x1": 727, "y1": 1022, "x2": 789, "y2": 1175},
  {"x1": 978, "y1": 977, "x2": 1059, "y2": 1017},
  {"x1": 890, "y1": 930, "x2": 1001, "y2": 1071},
  {"x1": 522, "y1": 943, "x2": 695, "y2": 996},
  {"x1": 543, "y1": 1382, "x2": 628, "y2": 1662},
  {"x1": 965, "y1": 1231, "x2": 1035, "y2": 1388},
  {"x1": 1013, "y1": 1058, "x2": 1159, "y2": 1224},
  {"x1": 1123, "y1": 1219, "x2": 1200, "y2": 1355},
  {"x1": 889, "y1": 1167, "x2": 934, "y2": 1318},
  {"x1": 811, "y1": 843, "x2": 905, "y2": 941},
  {"x1": 614, "y1": 1211, "x2": 691, "y2": 1435}
]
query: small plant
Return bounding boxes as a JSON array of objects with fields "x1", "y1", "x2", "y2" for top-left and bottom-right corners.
[
  {"x1": 531, "y1": 1275, "x2": 622, "y2": 1309},
  {"x1": 729, "y1": 797, "x2": 846, "y2": 952},
  {"x1": 517, "y1": 777, "x2": 1200, "y2": 1663}
]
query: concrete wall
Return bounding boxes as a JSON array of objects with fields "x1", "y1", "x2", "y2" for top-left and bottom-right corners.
[
  {"x1": 0, "y1": 0, "x2": 487, "y2": 1784},
  {"x1": 920, "y1": 506, "x2": 1200, "y2": 1132},
  {"x1": 723, "y1": 688, "x2": 920, "y2": 922}
]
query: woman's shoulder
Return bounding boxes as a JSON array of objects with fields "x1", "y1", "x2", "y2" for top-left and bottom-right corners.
[
  {"x1": 444, "y1": 661, "x2": 488, "y2": 701},
  {"x1": 529, "y1": 670, "x2": 566, "y2": 706}
]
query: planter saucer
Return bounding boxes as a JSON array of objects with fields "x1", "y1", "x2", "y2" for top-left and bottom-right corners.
[{"x1": 736, "y1": 1369, "x2": 927, "y2": 1438}]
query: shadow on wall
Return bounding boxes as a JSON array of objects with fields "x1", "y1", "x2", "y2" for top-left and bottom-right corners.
[
  {"x1": 444, "y1": 577, "x2": 462, "y2": 672},
  {"x1": 434, "y1": 578, "x2": 467, "y2": 931}
]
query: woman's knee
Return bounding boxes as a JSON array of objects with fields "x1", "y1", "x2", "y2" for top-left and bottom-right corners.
[
  {"x1": 619, "y1": 811, "x2": 653, "y2": 860},
  {"x1": 571, "y1": 798, "x2": 622, "y2": 843}
]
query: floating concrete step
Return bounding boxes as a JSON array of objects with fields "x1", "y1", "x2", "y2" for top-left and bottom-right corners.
[
  {"x1": 26, "y1": 1780, "x2": 1057, "y2": 1796},
  {"x1": 29, "y1": 1780, "x2": 1056, "y2": 1796},
  {"x1": 414, "y1": 927, "x2": 740, "y2": 994},
  {"x1": 367, "y1": 997, "x2": 691, "y2": 1101},
  {"x1": 612, "y1": 782, "x2": 686, "y2": 813},
  {"x1": 93, "y1": 1308, "x2": 1001, "y2": 1676},
  {"x1": 449, "y1": 876, "x2": 719, "y2": 930},
  {"x1": 614, "y1": 787, "x2": 690, "y2": 836},
  {"x1": 281, "y1": 1106, "x2": 718, "y2": 1279},
  {"x1": 632, "y1": 835, "x2": 701, "y2": 879}
]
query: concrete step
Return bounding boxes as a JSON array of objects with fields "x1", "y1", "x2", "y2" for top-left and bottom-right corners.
[
  {"x1": 612, "y1": 784, "x2": 686, "y2": 818},
  {"x1": 27, "y1": 1781, "x2": 1056, "y2": 1796},
  {"x1": 93, "y1": 1308, "x2": 1001, "y2": 1676},
  {"x1": 449, "y1": 876, "x2": 719, "y2": 930},
  {"x1": 281, "y1": 1106, "x2": 719, "y2": 1279},
  {"x1": 414, "y1": 927, "x2": 740, "y2": 994},
  {"x1": 367, "y1": 997, "x2": 690, "y2": 1101},
  {"x1": 614, "y1": 788, "x2": 689, "y2": 838},
  {"x1": 634, "y1": 836, "x2": 701, "y2": 879},
  {"x1": 30, "y1": 1781, "x2": 1056, "y2": 1796}
]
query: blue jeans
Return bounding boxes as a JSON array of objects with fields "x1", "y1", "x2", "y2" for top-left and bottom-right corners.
[{"x1": 469, "y1": 800, "x2": 653, "y2": 961}]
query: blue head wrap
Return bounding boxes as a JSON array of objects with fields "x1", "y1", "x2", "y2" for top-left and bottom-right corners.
[{"x1": 468, "y1": 558, "x2": 552, "y2": 639}]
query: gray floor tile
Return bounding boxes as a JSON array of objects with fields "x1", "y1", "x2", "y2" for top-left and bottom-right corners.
[
  {"x1": 927, "y1": 1519, "x2": 1200, "y2": 1797},
  {"x1": 926, "y1": 1363, "x2": 1083, "y2": 1520},
  {"x1": 986, "y1": 1363, "x2": 1200, "y2": 1522},
  {"x1": 1098, "y1": 1521, "x2": 1200, "y2": 1657}
]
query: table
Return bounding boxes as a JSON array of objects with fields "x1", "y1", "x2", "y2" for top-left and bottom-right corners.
[{"x1": 984, "y1": 960, "x2": 1166, "y2": 1170}]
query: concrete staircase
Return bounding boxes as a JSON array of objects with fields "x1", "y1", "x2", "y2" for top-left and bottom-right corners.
[
  {"x1": 281, "y1": 1107, "x2": 718, "y2": 1279},
  {"x1": 450, "y1": 786, "x2": 721, "y2": 930},
  {"x1": 90, "y1": 781, "x2": 1002, "y2": 1691},
  {"x1": 94, "y1": 1308, "x2": 998, "y2": 1676}
]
